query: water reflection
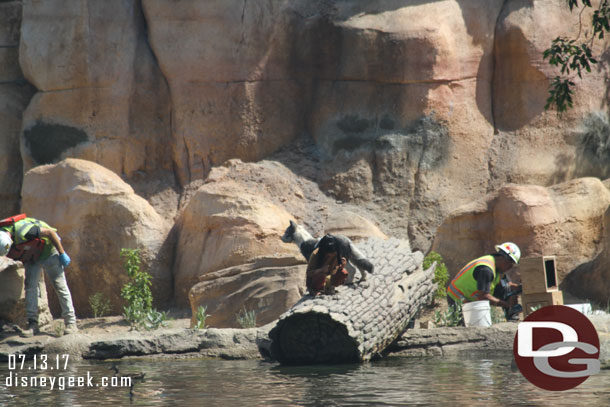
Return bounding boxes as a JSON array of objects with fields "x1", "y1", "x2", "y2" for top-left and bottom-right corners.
[{"x1": 0, "y1": 355, "x2": 608, "y2": 406}]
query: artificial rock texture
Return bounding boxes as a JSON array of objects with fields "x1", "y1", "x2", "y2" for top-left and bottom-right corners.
[
  {"x1": 0, "y1": 257, "x2": 52, "y2": 326},
  {"x1": 20, "y1": 159, "x2": 173, "y2": 317},
  {"x1": 5, "y1": 1, "x2": 610, "y2": 249},
  {"x1": 2, "y1": 0, "x2": 610, "y2": 315},
  {"x1": 182, "y1": 159, "x2": 389, "y2": 318},
  {"x1": 432, "y1": 177, "x2": 610, "y2": 300}
]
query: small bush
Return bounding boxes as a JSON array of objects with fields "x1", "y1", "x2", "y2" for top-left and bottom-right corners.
[
  {"x1": 54, "y1": 320, "x2": 65, "y2": 337},
  {"x1": 236, "y1": 307, "x2": 257, "y2": 328},
  {"x1": 434, "y1": 300, "x2": 463, "y2": 327},
  {"x1": 120, "y1": 248, "x2": 168, "y2": 330},
  {"x1": 89, "y1": 292, "x2": 112, "y2": 318},
  {"x1": 424, "y1": 251, "x2": 449, "y2": 300},
  {"x1": 194, "y1": 305, "x2": 209, "y2": 329}
]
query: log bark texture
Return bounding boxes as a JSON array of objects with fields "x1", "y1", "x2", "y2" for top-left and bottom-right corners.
[{"x1": 269, "y1": 237, "x2": 437, "y2": 364}]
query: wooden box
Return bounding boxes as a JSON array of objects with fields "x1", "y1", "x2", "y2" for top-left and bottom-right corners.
[
  {"x1": 519, "y1": 256, "x2": 558, "y2": 295},
  {"x1": 522, "y1": 291, "x2": 564, "y2": 316}
]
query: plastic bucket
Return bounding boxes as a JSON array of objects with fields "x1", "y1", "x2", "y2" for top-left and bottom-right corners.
[{"x1": 462, "y1": 300, "x2": 491, "y2": 327}]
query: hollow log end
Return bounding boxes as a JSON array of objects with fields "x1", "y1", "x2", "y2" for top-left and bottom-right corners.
[{"x1": 269, "y1": 312, "x2": 360, "y2": 365}]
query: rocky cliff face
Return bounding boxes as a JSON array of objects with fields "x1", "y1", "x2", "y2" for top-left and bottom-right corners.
[
  {"x1": 432, "y1": 178, "x2": 610, "y2": 295},
  {"x1": 1, "y1": 0, "x2": 610, "y2": 318},
  {"x1": 0, "y1": 1, "x2": 35, "y2": 214}
]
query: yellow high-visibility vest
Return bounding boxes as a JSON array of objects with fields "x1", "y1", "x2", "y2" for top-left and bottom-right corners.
[{"x1": 447, "y1": 255, "x2": 501, "y2": 302}]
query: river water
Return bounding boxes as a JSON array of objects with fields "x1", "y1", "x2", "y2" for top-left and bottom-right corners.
[{"x1": 0, "y1": 353, "x2": 608, "y2": 406}]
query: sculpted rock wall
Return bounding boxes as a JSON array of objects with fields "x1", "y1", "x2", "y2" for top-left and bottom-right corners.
[
  {"x1": 189, "y1": 258, "x2": 307, "y2": 328},
  {"x1": 20, "y1": 159, "x2": 173, "y2": 318},
  {"x1": 143, "y1": 0, "x2": 303, "y2": 185},
  {"x1": 0, "y1": 1, "x2": 35, "y2": 214},
  {"x1": 4, "y1": 1, "x2": 610, "y2": 314},
  {"x1": 11, "y1": 0, "x2": 610, "y2": 254},
  {"x1": 489, "y1": 0, "x2": 610, "y2": 189},
  {"x1": 432, "y1": 178, "x2": 610, "y2": 299},
  {"x1": 298, "y1": 0, "x2": 504, "y2": 250},
  {"x1": 182, "y1": 159, "x2": 388, "y2": 317},
  {"x1": 19, "y1": 0, "x2": 172, "y2": 178},
  {"x1": 564, "y1": 201, "x2": 610, "y2": 304},
  {"x1": 173, "y1": 181, "x2": 299, "y2": 307},
  {"x1": 0, "y1": 257, "x2": 52, "y2": 326}
]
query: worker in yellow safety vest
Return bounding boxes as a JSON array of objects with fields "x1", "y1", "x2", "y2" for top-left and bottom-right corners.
[
  {"x1": 447, "y1": 242, "x2": 521, "y2": 319},
  {"x1": 0, "y1": 215, "x2": 77, "y2": 337}
]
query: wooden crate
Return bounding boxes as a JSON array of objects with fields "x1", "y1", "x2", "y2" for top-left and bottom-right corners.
[
  {"x1": 519, "y1": 256, "x2": 558, "y2": 294},
  {"x1": 522, "y1": 291, "x2": 564, "y2": 317}
]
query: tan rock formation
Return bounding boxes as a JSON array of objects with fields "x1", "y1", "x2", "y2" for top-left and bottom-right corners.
[
  {"x1": 324, "y1": 210, "x2": 388, "y2": 242},
  {"x1": 0, "y1": 257, "x2": 53, "y2": 326},
  {"x1": 143, "y1": 0, "x2": 302, "y2": 185},
  {"x1": 8, "y1": 1, "x2": 610, "y2": 312},
  {"x1": 13, "y1": 0, "x2": 610, "y2": 257},
  {"x1": 173, "y1": 181, "x2": 299, "y2": 306},
  {"x1": 0, "y1": 1, "x2": 35, "y2": 215},
  {"x1": 19, "y1": 0, "x2": 171, "y2": 177},
  {"x1": 432, "y1": 178, "x2": 610, "y2": 296},
  {"x1": 188, "y1": 257, "x2": 306, "y2": 328},
  {"x1": 490, "y1": 0, "x2": 610, "y2": 186},
  {"x1": 564, "y1": 197, "x2": 610, "y2": 304},
  {"x1": 302, "y1": 1, "x2": 506, "y2": 252},
  {"x1": 179, "y1": 159, "x2": 388, "y2": 314},
  {"x1": 198, "y1": 158, "x2": 388, "y2": 239},
  {"x1": 20, "y1": 159, "x2": 173, "y2": 317}
]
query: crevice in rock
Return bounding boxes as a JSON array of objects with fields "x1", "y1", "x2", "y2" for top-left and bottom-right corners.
[
  {"x1": 490, "y1": 0, "x2": 509, "y2": 136},
  {"x1": 486, "y1": 0, "x2": 510, "y2": 193},
  {"x1": 6, "y1": 0, "x2": 37, "y2": 213},
  {"x1": 138, "y1": 0, "x2": 178, "y2": 181}
]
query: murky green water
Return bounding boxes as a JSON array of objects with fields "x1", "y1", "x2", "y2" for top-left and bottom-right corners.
[{"x1": 0, "y1": 353, "x2": 608, "y2": 406}]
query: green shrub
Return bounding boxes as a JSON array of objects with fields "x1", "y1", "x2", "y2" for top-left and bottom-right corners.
[
  {"x1": 120, "y1": 248, "x2": 168, "y2": 330},
  {"x1": 53, "y1": 320, "x2": 65, "y2": 337},
  {"x1": 434, "y1": 300, "x2": 462, "y2": 327},
  {"x1": 236, "y1": 307, "x2": 257, "y2": 328},
  {"x1": 424, "y1": 251, "x2": 449, "y2": 300},
  {"x1": 194, "y1": 305, "x2": 209, "y2": 330},
  {"x1": 89, "y1": 292, "x2": 112, "y2": 318}
]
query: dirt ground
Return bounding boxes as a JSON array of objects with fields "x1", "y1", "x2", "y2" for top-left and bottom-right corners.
[
  {"x1": 1, "y1": 313, "x2": 192, "y2": 340},
  {"x1": 74, "y1": 315, "x2": 192, "y2": 335},
  {"x1": 34, "y1": 303, "x2": 444, "y2": 337}
]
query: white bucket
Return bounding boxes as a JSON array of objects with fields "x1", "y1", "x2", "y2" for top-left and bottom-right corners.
[{"x1": 462, "y1": 300, "x2": 491, "y2": 327}]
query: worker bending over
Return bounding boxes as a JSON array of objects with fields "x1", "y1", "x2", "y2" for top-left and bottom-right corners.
[{"x1": 447, "y1": 242, "x2": 522, "y2": 321}]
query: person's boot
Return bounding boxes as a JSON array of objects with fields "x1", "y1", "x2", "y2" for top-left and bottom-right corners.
[
  {"x1": 64, "y1": 323, "x2": 79, "y2": 335},
  {"x1": 505, "y1": 304, "x2": 523, "y2": 322},
  {"x1": 20, "y1": 320, "x2": 40, "y2": 338}
]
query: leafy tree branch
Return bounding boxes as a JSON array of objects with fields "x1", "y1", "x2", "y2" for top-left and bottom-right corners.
[{"x1": 544, "y1": 0, "x2": 610, "y2": 113}]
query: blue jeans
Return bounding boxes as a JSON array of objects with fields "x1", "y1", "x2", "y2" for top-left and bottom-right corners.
[{"x1": 24, "y1": 253, "x2": 76, "y2": 325}]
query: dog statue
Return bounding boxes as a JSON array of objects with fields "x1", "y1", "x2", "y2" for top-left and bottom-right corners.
[{"x1": 281, "y1": 220, "x2": 374, "y2": 283}]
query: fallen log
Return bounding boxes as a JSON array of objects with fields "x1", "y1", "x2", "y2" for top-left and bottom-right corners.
[{"x1": 269, "y1": 237, "x2": 437, "y2": 364}]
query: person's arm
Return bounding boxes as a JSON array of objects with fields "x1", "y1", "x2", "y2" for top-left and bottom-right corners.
[
  {"x1": 473, "y1": 265, "x2": 516, "y2": 307},
  {"x1": 39, "y1": 228, "x2": 66, "y2": 255},
  {"x1": 477, "y1": 291, "x2": 516, "y2": 308}
]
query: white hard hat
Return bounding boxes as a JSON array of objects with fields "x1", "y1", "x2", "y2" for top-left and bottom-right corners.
[
  {"x1": 0, "y1": 231, "x2": 12, "y2": 257},
  {"x1": 495, "y1": 242, "x2": 521, "y2": 264}
]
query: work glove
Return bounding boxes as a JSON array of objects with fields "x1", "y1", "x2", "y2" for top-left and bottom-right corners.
[{"x1": 59, "y1": 252, "x2": 71, "y2": 267}]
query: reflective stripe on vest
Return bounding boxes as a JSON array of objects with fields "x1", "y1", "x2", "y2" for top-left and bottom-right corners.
[{"x1": 447, "y1": 255, "x2": 500, "y2": 303}]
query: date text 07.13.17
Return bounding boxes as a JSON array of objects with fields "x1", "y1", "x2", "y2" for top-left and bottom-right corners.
[{"x1": 7, "y1": 354, "x2": 70, "y2": 371}]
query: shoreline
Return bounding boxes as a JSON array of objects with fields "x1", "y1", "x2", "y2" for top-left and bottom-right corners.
[{"x1": 1, "y1": 316, "x2": 608, "y2": 365}]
